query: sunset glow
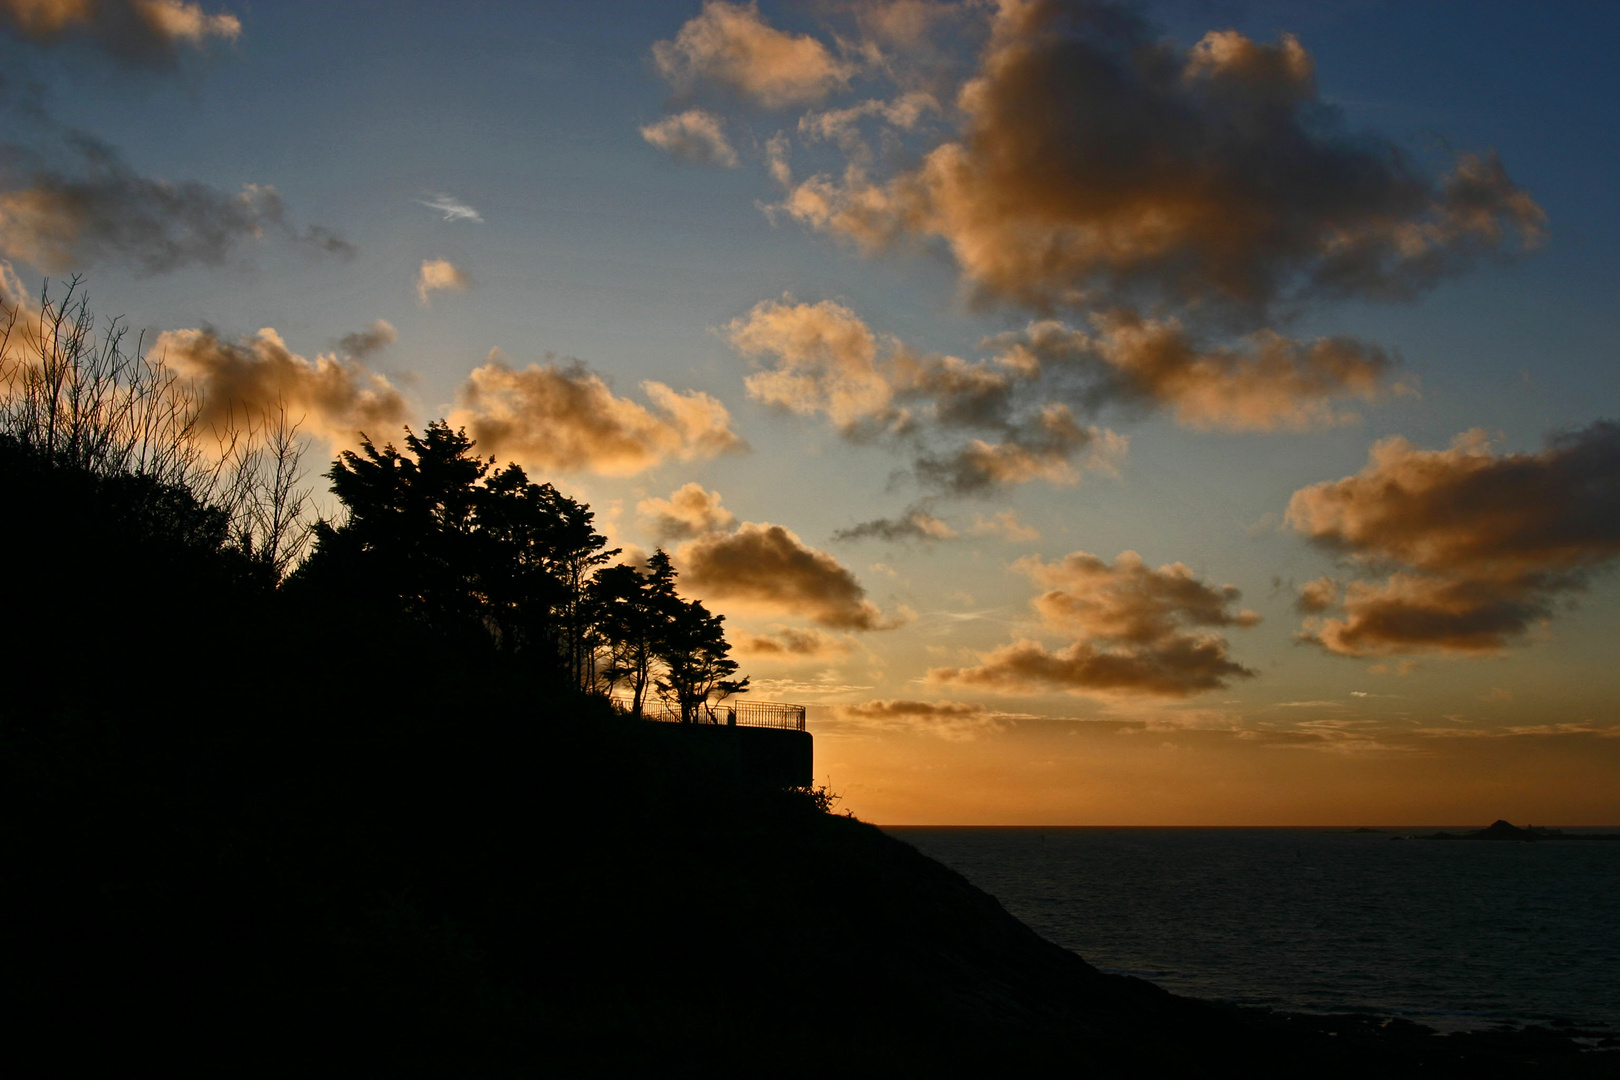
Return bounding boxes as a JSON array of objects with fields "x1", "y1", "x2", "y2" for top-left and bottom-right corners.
[{"x1": 3, "y1": 1, "x2": 1616, "y2": 824}]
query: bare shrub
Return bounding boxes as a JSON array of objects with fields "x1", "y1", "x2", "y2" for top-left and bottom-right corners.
[{"x1": 0, "y1": 277, "x2": 315, "y2": 579}]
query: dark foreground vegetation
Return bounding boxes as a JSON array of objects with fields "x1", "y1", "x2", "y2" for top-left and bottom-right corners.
[{"x1": 3, "y1": 289, "x2": 1610, "y2": 1076}]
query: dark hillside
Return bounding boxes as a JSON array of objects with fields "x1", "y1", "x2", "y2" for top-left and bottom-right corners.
[{"x1": 1, "y1": 442, "x2": 1607, "y2": 1076}]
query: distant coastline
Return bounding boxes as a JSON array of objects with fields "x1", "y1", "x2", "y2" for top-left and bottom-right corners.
[{"x1": 1402, "y1": 820, "x2": 1620, "y2": 842}]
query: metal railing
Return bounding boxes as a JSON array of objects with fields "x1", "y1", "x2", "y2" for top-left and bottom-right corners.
[{"x1": 608, "y1": 693, "x2": 806, "y2": 732}]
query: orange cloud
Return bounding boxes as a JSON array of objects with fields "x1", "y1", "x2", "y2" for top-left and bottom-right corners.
[
  {"x1": 449, "y1": 356, "x2": 744, "y2": 477},
  {"x1": 798, "y1": 92, "x2": 939, "y2": 155},
  {"x1": 728, "y1": 284, "x2": 1401, "y2": 447},
  {"x1": 637, "y1": 482, "x2": 737, "y2": 541},
  {"x1": 914, "y1": 403, "x2": 1126, "y2": 495},
  {"x1": 1288, "y1": 423, "x2": 1620, "y2": 655},
  {"x1": 652, "y1": 0, "x2": 853, "y2": 108},
  {"x1": 828, "y1": 698, "x2": 1009, "y2": 740},
  {"x1": 969, "y1": 509, "x2": 1039, "y2": 543},
  {"x1": 726, "y1": 295, "x2": 896, "y2": 432},
  {"x1": 677, "y1": 521, "x2": 899, "y2": 630},
  {"x1": 1018, "y1": 550, "x2": 1261, "y2": 638},
  {"x1": 731, "y1": 626, "x2": 851, "y2": 662},
  {"x1": 891, "y1": 346, "x2": 1021, "y2": 431},
  {"x1": 416, "y1": 259, "x2": 469, "y2": 304},
  {"x1": 0, "y1": 0, "x2": 239, "y2": 65},
  {"x1": 770, "y1": 1, "x2": 1543, "y2": 326},
  {"x1": 726, "y1": 296, "x2": 1135, "y2": 493},
  {"x1": 929, "y1": 549, "x2": 1259, "y2": 698},
  {"x1": 1008, "y1": 311, "x2": 1400, "y2": 432},
  {"x1": 152, "y1": 325, "x2": 409, "y2": 448},
  {"x1": 853, "y1": 0, "x2": 960, "y2": 50},
  {"x1": 640, "y1": 109, "x2": 739, "y2": 167},
  {"x1": 1295, "y1": 576, "x2": 1337, "y2": 614}
]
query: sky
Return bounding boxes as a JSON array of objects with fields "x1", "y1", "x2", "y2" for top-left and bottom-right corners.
[{"x1": 2, "y1": 0, "x2": 1617, "y2": 825}]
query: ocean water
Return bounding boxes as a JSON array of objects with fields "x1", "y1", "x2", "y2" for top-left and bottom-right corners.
[{"x1": 886, "y1": 827, "x2": 1620, "y2": 1033}]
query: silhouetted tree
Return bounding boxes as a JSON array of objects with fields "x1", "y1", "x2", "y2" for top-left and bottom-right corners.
[
  {"x1": 299, "y1": 421, "x2": 617, "y2": 685},
  {"x1": 307, "y1": 422, "x2": 489, "y2": 635},
  {"x1": 591, "y1": 550, "x2": 679, "y2": 717},
  {"x1": 477, "y1": 462, "x2": 594, "y2": 661},
  {"x1": 525, "y1": 480, "x2": 616, "y2": 689},
  {"x1": 656, "y1": 596, "x2": 748, "y2": 724}
]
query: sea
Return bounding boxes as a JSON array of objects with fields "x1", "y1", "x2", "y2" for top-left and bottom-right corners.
[{"x1": 885, "y1": 827, "x2": 1620, "y2": 1034}]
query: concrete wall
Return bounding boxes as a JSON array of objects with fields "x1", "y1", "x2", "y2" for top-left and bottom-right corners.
[{"x1": 642, "y1": 723, "x2": 813, "y2": 788}]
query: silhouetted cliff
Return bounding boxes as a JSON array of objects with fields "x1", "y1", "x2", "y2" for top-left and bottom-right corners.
[{"x1": 2, "y1": 442, "x2": 1609, "y2": 1077}]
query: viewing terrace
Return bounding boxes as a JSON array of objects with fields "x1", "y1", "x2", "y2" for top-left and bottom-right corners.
[{"x1": 608, "y1": 694, "x2": 806, "y2": 732}]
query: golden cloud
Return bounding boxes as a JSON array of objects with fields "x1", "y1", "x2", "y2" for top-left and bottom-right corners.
[
  {"x1": 798, "y1": 91, "x2": 939, "y2": 154},
  {"x1": 1011, "y1": 311, "x2": 1400, "y2": 432},
  {"x1": 640, "y1": 109, "x2": 739, "y2": 167},
  {"x1": 0, "y1": 0, "x2": 239, "y2": 65},
  {"x1": 653, "y1": 0, "x2": 853, "y2": 108},
  {"x1": 827, "y1": 697, "x2": 1009, "y2": 740},
  {"x1": 914, "y1": 403, "x2": 1126, "y2": 495},
  {"x1": 1021, "y1": 550, "x2": 1261, "y2": 640},
  {"x1": 153, "y1": 325, "x2": 409, "y2": 448},
  {"x1": 726, "y1": 295, "x2": 895, "y2": 432},
  {"x1": 1288, "y1": 423, "x2": 1620, "y2": 655},
  {"x1": 731, "y1": 626, "x2": 851, "y2": 662},
  {"x1": 449, "y1": 356, "x2": 745, "y2": 477},
  {"x1": 770, "y1": 1, "x2": 1543, "y2": 325},
  {"x1": 969, "y1": 509, "x2": 1039, "y2": 543},
  {"x1": 891, "y1": 346, "x2": 1020, "y2": 430},
  {"x1": 677, "y1": 521, "x2": 900, "y2": 630},
  {"x1": 727, "y1": 291, "x2": 1399, "y2": 448},
  {"x1": 416, "y1": 258, "x2": 469, "y2": 304},
  {"x1": 637, "y1": 482, "x2": 737, "y2": 541},
  {"x1": 854, "y1": 0, "x2": 959, "y2": 50},
  {"x1": 1295, "y1": 576, "x2": 1337, "y2": 614},
  {"x1": 929, "y1": 549, "x2": 1259, "y2": 698},
  {"x1": 725, "y1": 296, "x2": 1139, "y2": 493}
]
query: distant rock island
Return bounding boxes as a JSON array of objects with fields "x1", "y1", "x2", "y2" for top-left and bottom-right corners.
[{"x1": 1409, "y1": 820, "x2": 1620, "y2": 842}]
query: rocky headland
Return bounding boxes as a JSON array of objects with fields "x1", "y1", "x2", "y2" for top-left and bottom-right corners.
[{"x1": 1409, "y1": 820, "x2": 1620, "y2": 842}]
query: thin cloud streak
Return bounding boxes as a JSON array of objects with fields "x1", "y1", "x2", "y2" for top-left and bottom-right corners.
[{"x1": 417, "y1": 193, "x2": 483, "y2": 223}]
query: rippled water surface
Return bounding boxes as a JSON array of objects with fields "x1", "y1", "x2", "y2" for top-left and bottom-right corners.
[{"x1": 885, "y1": 827, "x2": 1620, "y2": 1032}]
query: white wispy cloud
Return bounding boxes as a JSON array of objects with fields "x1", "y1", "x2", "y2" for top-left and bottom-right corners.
[{"x1": 417, "y1": 193, "x2": 484, "y2": 223}]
